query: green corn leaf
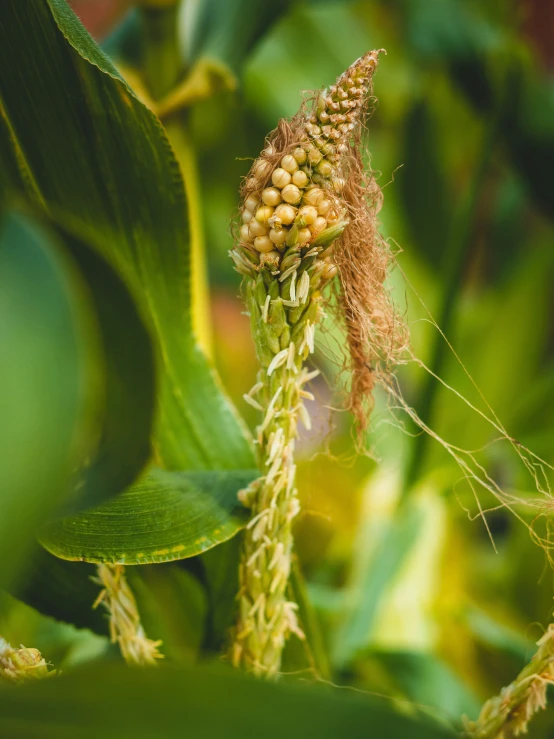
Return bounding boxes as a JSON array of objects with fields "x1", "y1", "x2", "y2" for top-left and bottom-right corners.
[
  {"x1": 53, "y1": 217, "x2": 156, "y2": 515},
  {"x1": 0, "y1": 211, "x2": 100, "y2": 582},
  {"x1": 0, "y1": 662, "x2": 456, "y2": 739},
  {"x1": 39, "y1": 469, "x2": 257, "y2": 564},
  {"x1": 0, "y1": 0, "x2": 255, "y2": 472},
  {"x1": 0, "y1": 0, "x2": 257, "y2": 569}
]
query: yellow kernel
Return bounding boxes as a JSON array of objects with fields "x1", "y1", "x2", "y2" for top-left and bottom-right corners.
[
  {"x1": 293, "y1": 147, "x2": 307, "y2": 165},
  {"x1": 332, "y1": 177, "x2": 345, "y2": 193},
  {"x1": 281, "y1": 184, "x2": 302, "y2": 205},
  {"x1": 269, "y1": 228, "x2": 287, "y2": 247},
  {"x1": 323, "y1": 263, "x2": 338, "y2": 279},
  {"x1": 298, "y1": 205, "x2": 318, "y2": 225},
  {"x1": 261, "y1": 187, "x2": 282, "y2": 206},
  {"x1": 242, "y1": 209, "x2": 254, "y2": 224},
  {"x1": 252, "y1": 158, "x2": 272, "y2": 181},
  {"x1": 316, "y1": 159, "x2": 333, "y2": 177},
  {"x1": 317, "y1": 199, "x2": 331, "y2": 216},
  {"x1": 240, "y1": 224, "x2": 253, "y2": 242},
  {"x1": 272, "y1": 168, "x2": 291, "y2": 188},
  {"x1": 280, "y1": 154, "x2": 298, "y2": 173},
  {"x1": 303, "y1": 188, "x2": 324, "y2": 206},
  {"x1": 310, "y1": 216, "x2": 327, "y2": 235},
  {"x1": 253, "y1": 235, "x2": 274, "y2": 253},
  {"x1": 245, "y1": 194, "x2": 260, "y2": 211},
  {"x1": 292, "y1": 170, "x2": 309, "y2": 188},
  {"x1": 308, "y1": 148, "x2": 323, "y2": 166},
  {"x1": 249, "y1": 219, "x2": 268, "y2": 237},
  {"x1": 255, "y1": 205, "x2": 274, "y2": 223},
  {"x1": 297, "y1": 227, "x2": 312, "y2": 244},
  {"x1": 274, "y1": 204, "x2": 296, "y2": 225}
]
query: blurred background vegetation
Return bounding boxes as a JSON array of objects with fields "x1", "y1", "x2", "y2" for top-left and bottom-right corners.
[{"x1": 2, "y1": 0, "x2": 553, "y2": 731}]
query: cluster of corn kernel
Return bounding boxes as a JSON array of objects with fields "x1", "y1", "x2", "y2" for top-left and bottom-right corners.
[{"x1": 232, "y1": 50, "x2": 381, "y2": 285}]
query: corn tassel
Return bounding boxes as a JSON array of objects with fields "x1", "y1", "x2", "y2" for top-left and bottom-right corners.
[
  {"x1": 230, "y1": 51, "x2": 384, "y2": 677},
  {"x1": 93, "y1": 563, "x2": 163, "y2": 666}
]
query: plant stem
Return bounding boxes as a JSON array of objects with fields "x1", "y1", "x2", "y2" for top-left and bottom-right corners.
[
  {"x1": 139, "y1": 1, "x2": 182, "y2": 100},
  {"x1": 466, "y1": 623, "x2": 554, "y2": 738}
]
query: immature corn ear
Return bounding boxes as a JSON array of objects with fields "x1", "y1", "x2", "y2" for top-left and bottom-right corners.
[
  {"x1": 230, "y1": 50, "x2": 402, "y2": 678},
  {"x1": 0, "y1": 638, "x2": 55, "y2": 682}
]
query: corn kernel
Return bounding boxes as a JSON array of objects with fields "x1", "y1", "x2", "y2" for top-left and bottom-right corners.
[
  {"x1": 307, "y1": 148, "x2": 323, "y2": 166},
  {"x1": 272, "y1": 168, "x2": 292, "y2": 188},
  {"x1": 297, "y1": 205, "x2": 318, "y2": 225},
  {"x1": 281, "y1": 184, "x2": 302, "y2": 205},
  {"x1": 316, "y1": 159, "x2": 333, "y2": 178},
  {"x1": 245, "y1": 194, "x2": 260, "y2": 211},
  {"x1": 242, "y1": 209, "x2": 254, "y2": 224},
  {"x1": 240, "y1": 224, "x2": 253, "y2": 242},
  {"x1": 310, "y1": 216, "x2": 327, "y2": 234},
  {"x1": 261, "y1": 187, "x2": 282, "y2": 206},
  {"x1": 252, "y1": 158, "x2": 272, "y2": 181},
  {"x1": 280, "y1": 154, "x2": 298, "y2": 173},
  {"x1": 322, "y1": 262, "x2": 338, "y2": 279},
  {"x1": 255, "y1": 205, "x2": 274, "y2": 223},
  {"x1": 298, "y1": 227, "x2": 312, "y2": 244},
  {"x1": 293, "y1": 147, "x2": 307, "y2": 165},
  {"x1": 317, "y1": 199, "x2": 331, "y2": 216},
  {"x1": 303, "y1": 188, "x2": 324, "y2": 206},
  {"x1": 253, "y1": 235, "x2": 274, "y2": 253},
  {"x1": 292, "y1": 170, "x2": 309, "y2": 188},
  {"x1": 249, "y1": 219, "x2": 268, "y2": 237},
  {"x1": 274, "y1": 204, "x2": 296, "y2": 225},
  {"x1": 269, "y1": 228, "x2": 287, "y2": 247}
]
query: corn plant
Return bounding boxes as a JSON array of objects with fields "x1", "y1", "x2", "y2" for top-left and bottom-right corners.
[{"x1": 1, "y1": 1, "x2": 554, "y2": 737}]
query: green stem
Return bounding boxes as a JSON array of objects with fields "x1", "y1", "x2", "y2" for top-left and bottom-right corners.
[{"x1": 139, "y1": 2, "x2": 182, "y2": 100}]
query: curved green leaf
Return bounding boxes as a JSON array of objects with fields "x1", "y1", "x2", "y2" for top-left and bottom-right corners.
[
  {"x1": 39, "y1": 469, "x2": 256, "y2": 564},
  {"x1": 0, "y1": 662, "x2": 456, "y2": 739},
  {"x1": 0, "y1": 0, "x2": 257, "y2": 561},
  {"x1": 0, "y1": 0, "x2": 255, "y2": 474},
  {"x1": 0, "y1": 211, "x2": 99, "y2": 580},
  {"x1": 55, "y1": 220, "x2": 156, "y2": 514}
]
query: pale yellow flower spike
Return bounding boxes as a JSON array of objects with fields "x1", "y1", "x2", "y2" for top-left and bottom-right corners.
[{"x1": 93, "y1": 563, "x2": 163, "y2": 666}]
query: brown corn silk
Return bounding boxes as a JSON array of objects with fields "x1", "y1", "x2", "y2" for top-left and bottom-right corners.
[{"x1": 230, "y1": 50, "x2": 405, "y2": 677}]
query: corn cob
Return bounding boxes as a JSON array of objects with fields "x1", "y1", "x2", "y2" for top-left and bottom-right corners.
[
  {"x1": 0, "y1": 637, "x2": 55, "y2": 682},
  {"x1": 93, "y1": 564, "x2": 163, "y2": 666},
  {"x1": 230, "y1": 50, "x2": 390, "y2": 678}
]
